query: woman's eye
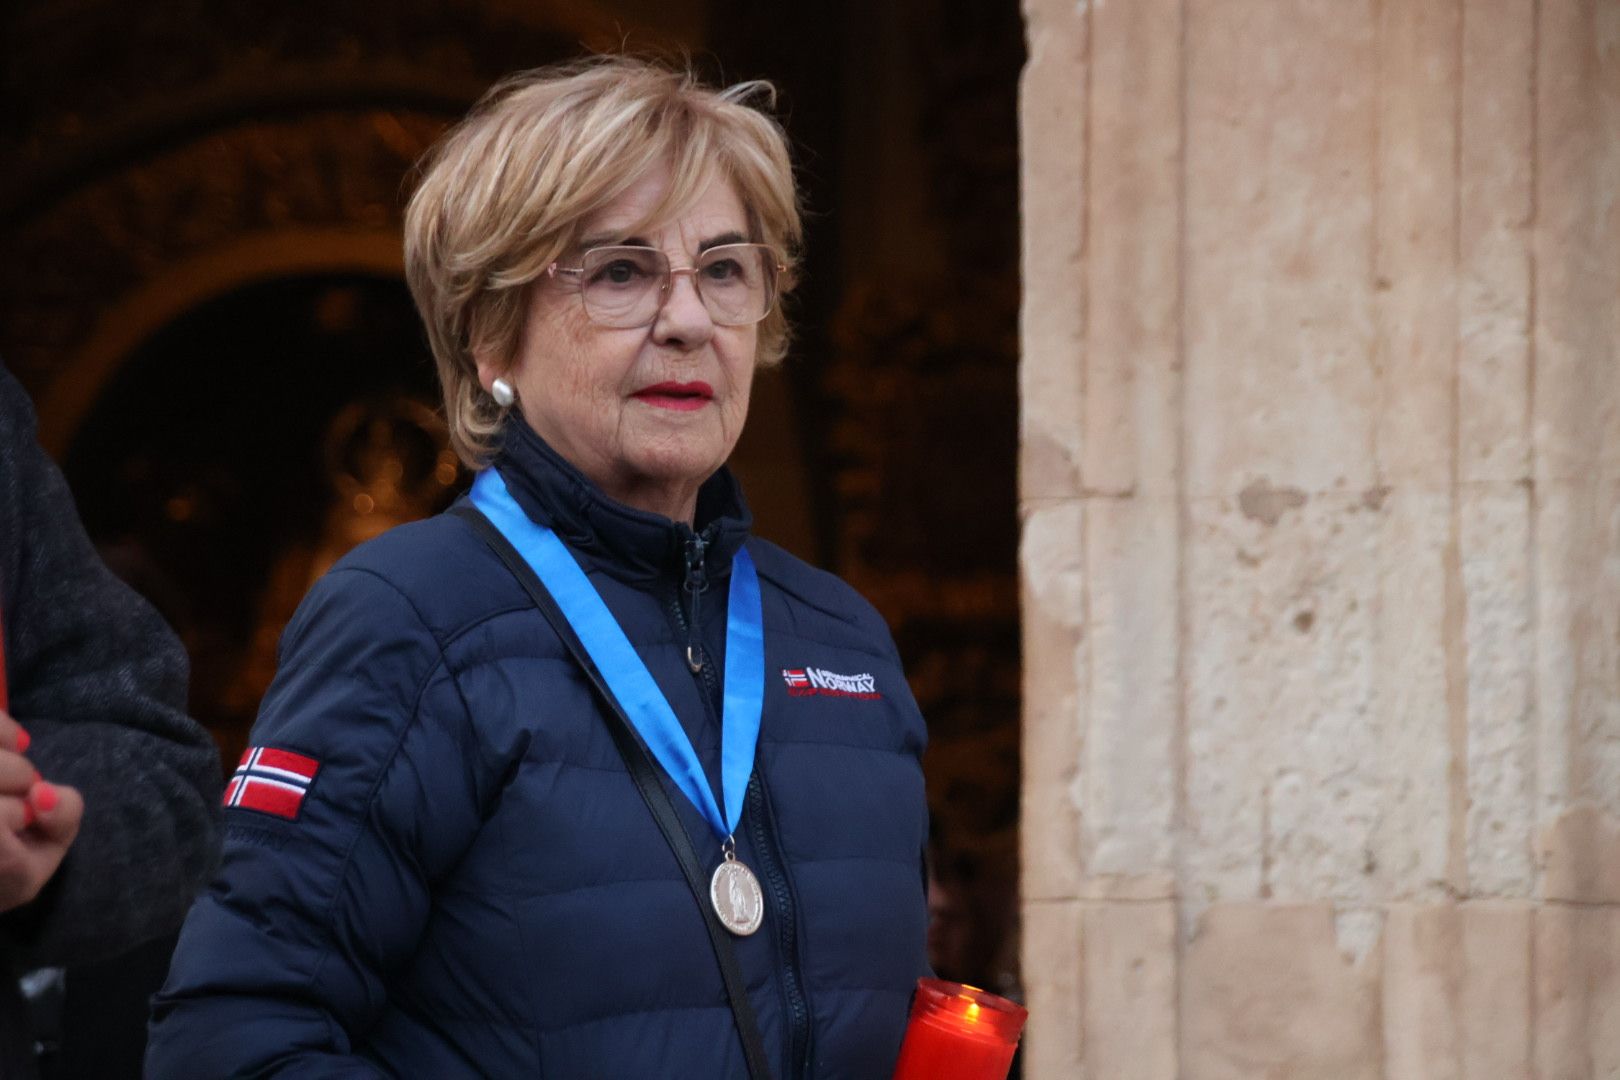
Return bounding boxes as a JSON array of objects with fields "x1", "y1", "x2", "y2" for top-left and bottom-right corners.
[
  {"x1": 593, "y1": 260, "x2": 646, "y2": 285},
  {"x1": 703, "y1": 259, "x2": 743, "y2": 282}
]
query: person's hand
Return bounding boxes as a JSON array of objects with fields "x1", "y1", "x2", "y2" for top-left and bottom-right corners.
[{"x1": 0, "y1": 711, "x2": 84, "y2": 913}]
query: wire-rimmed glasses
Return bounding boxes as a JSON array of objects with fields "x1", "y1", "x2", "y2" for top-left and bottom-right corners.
[{"x1": 547, "y1": 243, "x2": 786, "y2": 329}]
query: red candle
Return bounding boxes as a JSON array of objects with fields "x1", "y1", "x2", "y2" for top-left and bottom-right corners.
[{"x1": 892, "y1": 978, "x2": 1027, "y2": 1080}]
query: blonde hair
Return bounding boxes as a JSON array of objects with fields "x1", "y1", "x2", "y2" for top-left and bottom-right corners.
[{"x1": 404, "y1": 56, "x2": 804, "y2": 467}]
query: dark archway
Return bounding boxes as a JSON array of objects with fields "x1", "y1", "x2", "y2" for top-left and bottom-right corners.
[{"x1": 63, "y1": 274, "x2": 451, "y2": 765}]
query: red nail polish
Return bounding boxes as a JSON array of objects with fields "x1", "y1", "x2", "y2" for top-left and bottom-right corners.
[
  {"x1": 20, "y1": 800, "x2": 34, "y2": 829},
  {"x1": 32, "y1": 784, "x2": 56, "y2": 813},
  {"x1": 16, "y1": 728, "x2": 29, "y2": 753}
]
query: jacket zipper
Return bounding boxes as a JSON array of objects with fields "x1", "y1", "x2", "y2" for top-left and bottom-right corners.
[
  {"x1": 682, "y1": 531, "x2": 709, "y2": 674},
  {"x1": 748, "y1": 773, "x2": 813, "y2": 1079},
  {"x1": 670, "y1": 531, "x2": 812, "y2": 1079}
]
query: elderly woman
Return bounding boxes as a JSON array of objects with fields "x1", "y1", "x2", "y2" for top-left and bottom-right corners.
[{"x1": 148, "y1": 58, "x2": 929, "y2": 1079}]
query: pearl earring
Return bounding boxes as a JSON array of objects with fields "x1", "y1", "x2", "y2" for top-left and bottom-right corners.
[{"x1": 491, "y1": 378, "x2": 515, "y2": 408}]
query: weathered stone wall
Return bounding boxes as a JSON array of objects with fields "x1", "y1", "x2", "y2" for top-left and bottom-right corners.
[{"x1": 1019, "y1": 0, "x2": 1620, "y2": 1075}]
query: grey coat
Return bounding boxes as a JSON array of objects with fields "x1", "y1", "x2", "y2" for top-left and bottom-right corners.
[{"x1": 0, "y1": 364, "x2": 221, "y2": 1076}]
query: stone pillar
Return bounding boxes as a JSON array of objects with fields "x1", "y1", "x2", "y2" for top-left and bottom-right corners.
[{"x1": 1018, "y1": 0, "x2": 1620, "y2": 1076}]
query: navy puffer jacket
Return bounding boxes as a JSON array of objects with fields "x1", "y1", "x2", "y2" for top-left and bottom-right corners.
[{"x1": 147, "y1": 418, "x2": 931, "y2": 1079}]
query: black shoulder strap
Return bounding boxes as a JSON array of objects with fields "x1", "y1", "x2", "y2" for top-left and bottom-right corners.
[{"x1": 450, "y1": 504, "x2": 776, "y2": 1080}]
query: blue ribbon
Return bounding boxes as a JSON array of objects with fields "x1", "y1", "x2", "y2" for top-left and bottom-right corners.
[{"x1": 471, "y1": 468, "x2": 763, "y2": 841}]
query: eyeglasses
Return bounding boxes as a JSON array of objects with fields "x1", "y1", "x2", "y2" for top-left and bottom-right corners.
[{"x1": 547, "y1": 243, "x2": 786, "y2": 329}]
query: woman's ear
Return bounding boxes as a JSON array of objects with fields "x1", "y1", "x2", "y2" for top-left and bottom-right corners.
[
  {"x1": 472, "y1": 348, "x2": 502, "y2": 394},
  {"x1": 473, "y1": 347, "x2": 518, "y2": 408}
]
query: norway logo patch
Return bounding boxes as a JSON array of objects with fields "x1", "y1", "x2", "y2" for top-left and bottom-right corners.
[
  {"x1": 781, "y1": 667, "x2": 882, "y2": 700},
  {"x1": 224, "y1": 747, "x2": 321, "y2": 821}
]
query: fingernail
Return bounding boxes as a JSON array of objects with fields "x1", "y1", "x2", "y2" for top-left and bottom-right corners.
[
  {"x1": 32, "y1": 784, "x2": 56, "y2": 813},
  {"x1": 16, "y1": 728, "x2": 29, "y2": 753}
]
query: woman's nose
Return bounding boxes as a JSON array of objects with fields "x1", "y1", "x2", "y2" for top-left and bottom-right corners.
[{"x1": 651, "y1": 270, "x2": 716, "y2": 347}]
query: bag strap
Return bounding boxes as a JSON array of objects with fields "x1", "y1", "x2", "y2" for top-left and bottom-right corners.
[{"x1": 451, "y1": 505, "x2": 776, "y2": 1080}]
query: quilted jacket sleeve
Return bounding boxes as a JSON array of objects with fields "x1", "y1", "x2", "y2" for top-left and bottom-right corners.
[{"x1": 146, "y1": 564, "x2": 488, "y2": 1078}]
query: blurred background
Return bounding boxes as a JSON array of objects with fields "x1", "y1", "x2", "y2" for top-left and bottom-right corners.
[{"x1": 0, "y1": 1, "x2": 1025, "y2": 1071}]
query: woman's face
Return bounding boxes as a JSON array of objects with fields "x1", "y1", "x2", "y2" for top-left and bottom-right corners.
[{"x1": 482, "y1": 165, "x2": 759, "y2": 520}]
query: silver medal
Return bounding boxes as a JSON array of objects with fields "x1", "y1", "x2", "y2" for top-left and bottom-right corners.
[{"x1": 710, "y1": 846, "x2": 764, "y2": 936}]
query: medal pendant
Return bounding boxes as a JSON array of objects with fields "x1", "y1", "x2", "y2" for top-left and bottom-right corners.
[{"x1": 710, "y1": 849, "x2": 764, "y2": 936}]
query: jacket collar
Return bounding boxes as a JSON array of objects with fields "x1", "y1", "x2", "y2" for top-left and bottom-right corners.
[{"x1": 488, "y1": 413, "x2": 752, "y2": 585}]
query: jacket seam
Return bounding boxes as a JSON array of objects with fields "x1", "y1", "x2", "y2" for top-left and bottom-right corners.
[
  {"x1": 440, "y1": 611, "x2": 694, "y2": 660},
  {"x1": 507, "y1": 877, "x2": 688, "y2": 903},
  {"x1": 300, "y1": 566, "x2": 458, "y2": 1019},
  {"x1": 438, "y1": 601, "x2": 541, "y2": 650},
  {"x1": 763, "y1": 627, "x2": 899, "y2": 666},
  {"x1": 438, "y1": 646, "x2": 549, "y2": 1071},
  {"x1": 536, "y1": 1001, "x2": 736, "y2": 1035},
  {"x1": 749, "y1": 567, "x2": 870, "y2": 631},
  {"x1": 787, "y1": 854, "x2": 922, "y2": 868},
  {"x1": 758, "y1": 738, "x2": 921, "y2": 757}
]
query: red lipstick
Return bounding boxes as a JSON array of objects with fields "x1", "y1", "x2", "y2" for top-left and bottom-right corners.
[{"x1": 632, "y1": 381, "x2": 714, "y2": 412}]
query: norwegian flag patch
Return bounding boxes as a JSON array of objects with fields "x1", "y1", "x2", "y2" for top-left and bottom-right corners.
[{"x1": 224, "y1": 747, "x2": 321, "y2": 821}]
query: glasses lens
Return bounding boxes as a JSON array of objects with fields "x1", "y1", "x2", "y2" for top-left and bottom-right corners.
[
  {"x1": 696, "y1": 245, "x2": 776, "y2": 326},
  {"x1": 579, "y1": 247, "x2": 666, "y2": 327}
]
